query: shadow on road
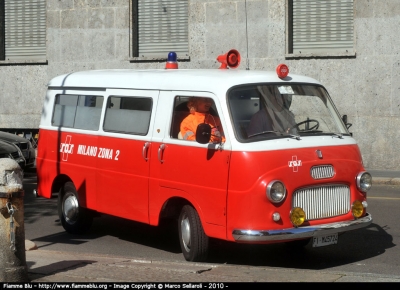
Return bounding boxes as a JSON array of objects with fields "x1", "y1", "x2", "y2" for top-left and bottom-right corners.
[{"x1": 26, "y1": 259, "x2": 96, "y2": 281}]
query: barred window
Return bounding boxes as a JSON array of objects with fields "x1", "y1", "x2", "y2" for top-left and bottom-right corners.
[
  {"x1": 0, "y1": 0, "x2": 46, "y2": 61},
  {"x1": 132, "y1": 0, "x2": 188, "y2": 58},
  {"x1": 288, "y1": 0, "x2": 354, "y2": 55}
]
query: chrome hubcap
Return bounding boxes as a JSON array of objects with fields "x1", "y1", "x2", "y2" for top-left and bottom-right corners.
[
  {"x1": 181, "y1": 214, "x2": 191, "y2": 252},
  {"x1": 63, "y1": 194, "x2": 79, "y2": 225}
]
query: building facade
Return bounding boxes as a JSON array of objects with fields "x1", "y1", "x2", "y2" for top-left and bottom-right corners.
[{"x1": 0, "y1": 0, "x2": 399, "y2": 170}]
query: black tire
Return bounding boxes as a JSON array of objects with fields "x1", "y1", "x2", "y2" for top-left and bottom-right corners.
[
  {"x1": 59, "y1": 182, "x2": 93, "y2": 234},
  {"x1": 178, "y1": 205, "x2": 209, "y2": 262}
]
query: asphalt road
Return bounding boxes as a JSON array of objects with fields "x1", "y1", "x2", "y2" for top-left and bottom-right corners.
[{"x1": 22, "y1": 171, "x2": 400, "y2": 277}]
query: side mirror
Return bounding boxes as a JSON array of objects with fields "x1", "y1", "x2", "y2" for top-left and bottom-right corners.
[
  {"x1": 342, "y1": 115, "x2": 352, "y2": 130},
  {"x1": 196, "y1": 123, "x2": 211, "y2": 144}
]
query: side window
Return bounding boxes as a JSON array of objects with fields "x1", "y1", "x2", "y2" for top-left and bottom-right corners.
[
  {"x1": 170, "y1": 96, "x2": 191, "y2": 139},
  {"x1": 170, "y1": 96, "x2": 223, "y2": 143},
  {"x1": 228, "y1": 88, "x2": 261, "y2": 140},
  {"x1": 52, "y1": 95, "x2": 104, "y2": 131},
  {"x1": 103, "y1": 96, "x2": 152, "y2": 135}
]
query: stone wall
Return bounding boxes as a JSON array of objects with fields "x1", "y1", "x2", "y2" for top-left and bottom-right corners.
[{"x1": 0, "y1": 0, "x2": 399, "y2": 170}]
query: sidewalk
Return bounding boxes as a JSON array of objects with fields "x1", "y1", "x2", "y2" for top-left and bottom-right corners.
[
  {"x1": 368, "y1": 169, "x2": 400, "y2": 186},
  {"x1": 25, "y1": 248, "x2": 400, "y2": 283}
]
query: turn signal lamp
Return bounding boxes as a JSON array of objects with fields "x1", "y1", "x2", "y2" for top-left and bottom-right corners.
[
  {"x1": 352, "y1": 200, "x2": 364, "y2": 218},
  {"x1": 276, "y1": 64, "x2": 289, "y2": 78},
  {"x1": 165, "y1": 52, "x2": 178, "y2": 69},
  {"x1": 290, "y1": 207, "x2": 306, "y2": 227},
  {"x1": 217, "y1": 49, "x2": 241, "y2": 69}
]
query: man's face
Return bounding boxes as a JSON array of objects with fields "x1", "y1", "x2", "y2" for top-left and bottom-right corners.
[{"x1": 196, "y1": 98, "x2": 212, "y2": 113}]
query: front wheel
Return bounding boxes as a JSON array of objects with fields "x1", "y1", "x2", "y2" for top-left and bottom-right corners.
[
  {"x1": 178, "y1": 205, "x2": 209, "y2": 262},
  {"x1": 58, "y1": 182, "x2": 93, "y2": 234}
]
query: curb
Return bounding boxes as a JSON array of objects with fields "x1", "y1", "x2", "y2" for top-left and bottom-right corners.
[{"x1": 373, "y1": 177, "x2": 400, "y2": 186}]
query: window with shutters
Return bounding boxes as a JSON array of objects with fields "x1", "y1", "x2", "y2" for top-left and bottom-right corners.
[
  {"x1": 287, "y1": 0, "x2": 355, "y2": 57},
  {"x1": 0, "y1": 0, "x2": 46, "y2": 62},
  {"x1": 131, "y1": 0, "x2": 189, "y2": 59}
]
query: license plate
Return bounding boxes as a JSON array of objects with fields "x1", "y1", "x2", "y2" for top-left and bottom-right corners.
[{"x1": 312, "y1": 233, "x2": 338, "y2": 247}]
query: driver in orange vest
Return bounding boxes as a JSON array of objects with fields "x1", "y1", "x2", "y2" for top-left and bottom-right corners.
[{"x1": 180, "y1": 97, "x2": 225, "y2": 143}]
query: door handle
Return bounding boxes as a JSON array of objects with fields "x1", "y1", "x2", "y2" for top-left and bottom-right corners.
[
  {"x1": 142, "y1": 142, "x2": 150, "y2": 161},
  {"x1": 158, "y1": 144, "x2": 166, "y2": 163}
]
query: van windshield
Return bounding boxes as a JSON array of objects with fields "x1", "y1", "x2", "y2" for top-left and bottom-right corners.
[{"x1": 228, "y1": 84, "x2": 349, "y2": 142}]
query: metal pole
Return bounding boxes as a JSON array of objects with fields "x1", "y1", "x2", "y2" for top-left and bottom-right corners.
[{"x1": 0, "y1": 159, "x2": 29, "y2": 282}]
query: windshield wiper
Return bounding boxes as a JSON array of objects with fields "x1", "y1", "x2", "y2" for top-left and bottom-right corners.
[
  {"x1": 281, "y1": 132, "x2": 301, "y2": 140},
  {"x1": 248, "y1": 131, "x2": 301, "y2": 140},
  {"x1": 299, "y1": 130, "x2": 323, "y2": 134},
  {"x1": 298, "y1": 131, "x2": 344, "y2": 139},
  {"x1": 247, "y1": 130, "x2": 278, "y2": 138},
  {"x1": 331, "y1": 133, "x2": 343, "y2": 139}
]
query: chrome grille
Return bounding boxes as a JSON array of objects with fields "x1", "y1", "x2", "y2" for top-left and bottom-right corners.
[
  {"x1": 292, "y1": 185, "x2": 350, "y2": 221},
  {"x1": 311, "y1": 165, "x2": 334, "y2": 179}
]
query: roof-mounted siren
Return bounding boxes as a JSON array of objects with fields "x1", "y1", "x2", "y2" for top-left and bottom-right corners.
[
  {"x1": 276, "y1": 64, "x2": 289, "y2": 79},
  {"x1": 165, "y1": 52, "x2": 178, "y2": 69},
  {"x1": 217, "y1": 49, "x2": 241, "y2": 69}
]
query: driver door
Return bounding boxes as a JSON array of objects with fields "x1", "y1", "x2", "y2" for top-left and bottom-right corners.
[{"x1": 148, "y1": 91, "x2": 231, "y2": 235}]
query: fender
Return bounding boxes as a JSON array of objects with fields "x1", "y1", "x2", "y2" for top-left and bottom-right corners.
[{"x1": 149, "y1": 186, "x2": 226, "y2": 240}]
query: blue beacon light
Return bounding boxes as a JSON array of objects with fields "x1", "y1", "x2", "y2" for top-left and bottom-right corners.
[{"x1": 165, "y1": 52, "x2": 178, "y2": 69}]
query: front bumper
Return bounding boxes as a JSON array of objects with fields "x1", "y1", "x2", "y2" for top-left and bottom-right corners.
[{"x1": 232, "y1": 213, "x2": 372, "y2": 242}]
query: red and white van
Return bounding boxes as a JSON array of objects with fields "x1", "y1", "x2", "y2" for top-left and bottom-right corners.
[{"x1": 36, "y1": 50, "x2": 372, "y2": 262}]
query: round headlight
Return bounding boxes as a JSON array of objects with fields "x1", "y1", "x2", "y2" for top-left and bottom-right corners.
[
  {"x1": 356, "y1": 171, "x2": 372, "y2": 193},
  {"x1": 266, "y1": 180, "x2": 286, "y2": 203},
  {"x1": 290, "y1": 207, "x2": 306, "y2": 227}
]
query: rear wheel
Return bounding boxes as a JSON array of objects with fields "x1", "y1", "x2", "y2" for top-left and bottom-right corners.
[
  {"x1": 178, "y1": 205, "x2": 209, "y2": 262},
  {"x1": 59, "y1": 182, "x2": 93, "y2": 234}
]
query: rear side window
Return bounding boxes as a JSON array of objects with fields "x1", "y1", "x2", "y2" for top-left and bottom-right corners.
[
  {"x1": 52, "y1": 94, "x2": 104, "y2": 130},
  {"x1": 103, "y1": 96, "x2": 152, "y2": 135}
]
